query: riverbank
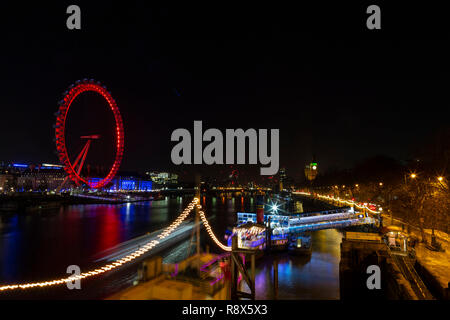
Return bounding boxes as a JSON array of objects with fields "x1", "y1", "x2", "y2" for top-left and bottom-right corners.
[
  {"x1": 307, "y1": 195, "x2": 448, "y2": 300},
  {"x1": 414, "y1": 237, "x2": 450, "y2": 299},
  {"x1": 381, "y1": 214, "x2": 450, "y2": 299}
]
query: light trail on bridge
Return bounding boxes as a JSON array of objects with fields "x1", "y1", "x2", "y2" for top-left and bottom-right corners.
[
  {"x1": 0, "y1": 197, "x2": 234, "y2": 292},
  {"x1": 292, "y1": 191, "x2": 382, "y2": 214},
  {"x1": 94, "y1": 221, "x2": 198, "y2": 263},
  {"x1": 2, "y1": 192, "x2": 372, "y2": 292},
  {"x1": 0, "y1": 198, "x2": 203, "y2": 292}
]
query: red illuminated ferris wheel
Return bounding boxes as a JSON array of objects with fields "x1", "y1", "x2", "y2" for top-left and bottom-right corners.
[{"x1": 55, "y1": 79, "x2": 124, "y2": 189}]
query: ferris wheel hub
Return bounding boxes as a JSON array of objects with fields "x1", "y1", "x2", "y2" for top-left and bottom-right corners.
[{"x1": 80, "y1": 134, "x2": 101, "y2": 140}]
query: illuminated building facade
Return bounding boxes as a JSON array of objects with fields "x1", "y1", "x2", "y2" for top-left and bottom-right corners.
[
  {"x1": 88, "y1": 175, "x2": 152, "y2": 191},
  {"x1": 145, "y1": 171, "x2": 178, "y2": 185},
  {"x1": 0, "y1": 162, "x2": 153, "y2": 192},
  {"x1": 0, "y1": 163, "x2": 66, "y2": 192}
]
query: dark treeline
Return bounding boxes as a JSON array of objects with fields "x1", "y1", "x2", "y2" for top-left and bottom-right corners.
[{"x1": 304, "y1": 128, "x2": 450, "y2": 239}]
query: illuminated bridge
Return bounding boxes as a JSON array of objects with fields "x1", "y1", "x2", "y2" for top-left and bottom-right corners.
[
  {"x1": 0, "y1": 197, "x2": 231, "y2": 292},
  {"x1": 237, "y1": 208, "x2": 375, "y2": 235},
  {"x1": 0, "y1": 192, "x2": 376, "y2": 293}
]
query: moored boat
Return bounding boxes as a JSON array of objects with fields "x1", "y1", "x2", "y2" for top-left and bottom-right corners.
[{"x1": 288, "y1": 232, "x2": 312, "y2": 255}]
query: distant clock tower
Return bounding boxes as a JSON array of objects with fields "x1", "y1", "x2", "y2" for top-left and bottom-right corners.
[{"x1": 304, "y1": 160, "x2": 318, "y2": 181}]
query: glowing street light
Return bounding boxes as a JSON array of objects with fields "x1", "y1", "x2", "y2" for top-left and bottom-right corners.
[
  {"x1": 437, "y1": 176, "x2": 444, "y2": 182},
  {"x1": 355, "y1": 184, "x2": 359, "y2": 187},
  {"x1": 410, "y1": 173, "x2": 417, "y2": 179},
  {"x1": 379, "y1": 182, "x2": 383, "y2": 186}
]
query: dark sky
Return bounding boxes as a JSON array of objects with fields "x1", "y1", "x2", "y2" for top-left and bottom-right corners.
[{"x1": 0, "y1": 2, "x2": 448, "y2": 182}]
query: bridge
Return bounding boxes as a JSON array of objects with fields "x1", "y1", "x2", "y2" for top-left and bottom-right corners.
[
  {"x1": 0, "y1": 197, "x2": 230, "y2": 292},
  {"x1": 0, "y1": 193, "x2": 375, "y2": 293},
  {"x1": 293, "y1": 191, "x2": 382, "y2": 216},
  {"x1": 237, "y1": 207, "x2": 375, "y2": 235}
]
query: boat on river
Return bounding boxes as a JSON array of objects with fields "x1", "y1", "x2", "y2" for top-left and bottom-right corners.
[{"x1": 288, "y1": 232, "x2": 312, "y2": 255}]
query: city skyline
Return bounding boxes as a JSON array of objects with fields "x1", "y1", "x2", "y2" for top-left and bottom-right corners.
[
  {"x1": 0, "y1": 2, "x2": 448, "y2": 306},
  {"x1": 0, "y1": 3, "x2": 448, "y2": 182}
]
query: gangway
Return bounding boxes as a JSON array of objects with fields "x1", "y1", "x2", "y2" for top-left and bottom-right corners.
[
  {"x1": 390, "y1": 252, "x2": 434, "y2": 300},
  {"x1": 237, "y1": 210, "x2": 374, "y2": 234}
]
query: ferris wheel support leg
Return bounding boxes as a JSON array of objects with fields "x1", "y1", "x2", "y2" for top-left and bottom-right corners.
[
  {"x1": 76, "y1": 140, "x2": 91, "y2": 177},
  {"x1": 56, "y1": 141, "x2": 91, "y2": 192},
  {"x1": 71, "y1": 141, "x2": 90, "y2": 171}
]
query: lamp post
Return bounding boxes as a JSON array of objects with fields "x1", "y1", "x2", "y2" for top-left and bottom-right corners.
[
  {"x1": 378, "y1": 207, "x2": 383, "y2": 228},
  {"x1": 354, "y1": 184, "x2": 359, "y2": 202},
  {"x1": 404, "y1": 173, "x2": 417, "y2": 184}
]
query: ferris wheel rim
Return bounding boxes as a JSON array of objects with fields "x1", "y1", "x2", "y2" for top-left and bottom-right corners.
[{"x1": 55, "y1": 80, "x2": 124, "y2": 189}]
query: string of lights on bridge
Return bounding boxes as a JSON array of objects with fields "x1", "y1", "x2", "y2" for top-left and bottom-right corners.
[
  {"x1": 198, "y1": 205, "x2": 232, "y2": 252},
  {"x1": 1, "y1": 192, "x2": 380, "y2": 292},
  {"x1": 293, "y1": 191, "x2": 382, "y2": 214},
  {"x1": 0, "y1": 197, "x2": 234, "y2": 292}
]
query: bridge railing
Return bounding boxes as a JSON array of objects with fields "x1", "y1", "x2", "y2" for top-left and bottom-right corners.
[
  {"x1": 275, "y1": 217, "x2": 376, "y2": 234},
  {"x1": 237, "y1": 208, "x2": 353, "y2": 226}
]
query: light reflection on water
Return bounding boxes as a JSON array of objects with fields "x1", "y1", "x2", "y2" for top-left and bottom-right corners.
[
  {"x1": 0, "y1": 197, "x2": 189, "y2": 283},
  {"x1": 240, "y1": 229, "x2": 342, "y2": 300},
  {"x1": 0, "y1": 195, "x2": 343, "y2": 299}
]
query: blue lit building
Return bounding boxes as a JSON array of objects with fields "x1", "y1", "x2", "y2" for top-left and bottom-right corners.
[{"x1": 88, "y1": 175, "x2": 152, "y2": 191}]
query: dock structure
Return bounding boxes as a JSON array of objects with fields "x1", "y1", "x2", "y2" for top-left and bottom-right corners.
[{"x1": 339, "y1": 232, "x2": 433, "y2": 300}]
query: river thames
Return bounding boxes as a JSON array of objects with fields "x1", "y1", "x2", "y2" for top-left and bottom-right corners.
[{"x1": 0, "y1": 195, "x2": 342, "y2": 299}]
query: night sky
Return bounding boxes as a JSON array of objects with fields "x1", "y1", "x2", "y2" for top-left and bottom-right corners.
[{"x1": 0, "y1": 2, "x2": 448, "y2": 182}]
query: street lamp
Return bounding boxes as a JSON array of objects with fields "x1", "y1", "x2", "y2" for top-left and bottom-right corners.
[
  {"x1": 410, "y1": 173, "x2": 417, "y2": 179},
  {"x1": 379, "y1": 182, "x2": 383, "y2": 186},
  {"x1": 437, "y1": 176, "x2": 443, "y2": 182}
]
